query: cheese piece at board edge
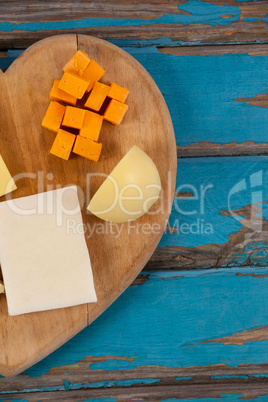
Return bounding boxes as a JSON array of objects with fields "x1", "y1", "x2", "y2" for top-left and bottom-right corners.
[
  {"x1": 0, "y1": 154, "x2": 17, "y2": 197},
  {"x1": 0, "y1": 186, "x2": 97, "y2": 316},
  {"x1": 88, "y1": 146, "x2": 161, "y2": 223},
  {"x1": 0, "y1": 280, "x2": 4, "y2": 294}
]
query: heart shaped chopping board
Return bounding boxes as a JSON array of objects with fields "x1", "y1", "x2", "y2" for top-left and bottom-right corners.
[{"x1": 0, "y1": 34, "x2": 176, "y2": 377}]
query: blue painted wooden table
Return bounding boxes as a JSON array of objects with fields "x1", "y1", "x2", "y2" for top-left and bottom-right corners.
[{"x1": 1, "y1": 1, "x2": 268, "y2": 400}]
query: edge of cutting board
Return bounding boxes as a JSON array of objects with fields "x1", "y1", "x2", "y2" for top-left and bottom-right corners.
[{"x1": 0, "y1": 34, "x2": 177, "y2": 377}]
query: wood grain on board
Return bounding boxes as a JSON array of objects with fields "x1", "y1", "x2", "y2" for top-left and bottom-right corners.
[{"x1": 0, "y1": 34, "x2": 176, "y2": 377}]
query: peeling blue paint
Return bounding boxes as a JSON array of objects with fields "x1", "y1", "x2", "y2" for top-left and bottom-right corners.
[
  {"x1": 231, "y1": 241, "x2": 268, "y2": 266},
  {"x1": 69, "y1": 378, "x2": 159, "y2": 390},
  {"x1": 178, "y1": 1, "x2": 240, "y2": 22},
  {"x1": 251, "y1": 373, "x2": 268, "y2": 378},
  {"x1": 244, "y1": 17, "x2": 268, "y2": 23},
  {"x1": 175, "y1": 376, "x2": 192, "y2": 380},
  {"x1": 0, "y1": 1, "x2": 240, "y2": 33},
  {"x1": 0, "y1": 379, "x2": 159, "y2": 396},
  {"x1": 0, "y1": 384, "x2": 64, "y2": 393},
  {"x1": 64, "y1": 379, "x2": 69, "y2": 390}
]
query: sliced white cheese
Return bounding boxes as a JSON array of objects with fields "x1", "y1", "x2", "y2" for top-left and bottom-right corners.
[
  {"x1": 0, "y1": 154, "x2": 17, "y2": 197},
  {"x1": 0, "y1": 185, "x2": 96, "y2": 316}
]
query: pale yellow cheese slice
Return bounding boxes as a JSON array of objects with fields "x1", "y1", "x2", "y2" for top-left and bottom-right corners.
[
  {"x1": 88, "y1": 146, "x2": 161, "y2": 223},
  {"x1": 0, "y1": 186, "x2": 97, "y2": 316},
  {"x1": 0, "y1": 154, "x2": 17, "y2": 197}
]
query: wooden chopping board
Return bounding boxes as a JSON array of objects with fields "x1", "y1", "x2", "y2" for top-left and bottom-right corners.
[{"x1": 0, "y1": 34, "x2": 177, "y2": 377}]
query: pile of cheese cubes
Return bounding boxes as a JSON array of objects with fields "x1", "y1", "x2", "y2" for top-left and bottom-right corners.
[{"x1": 42, "y1": 50, "x2": 129, "y2": 161}]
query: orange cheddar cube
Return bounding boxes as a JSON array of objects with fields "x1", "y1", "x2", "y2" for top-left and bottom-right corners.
[
  {"x1": 109, "y1": 82, "x2": 129, "y2": 103},
  {"x1": 82, "y1": 59, "x2": 105, "y2": 92},
  {"x1": 80, "y1": 110, "x2": 103, "y2": 141},
  {"x1": 73, "y1": 136, "x2": 102, "y2": 162},
  {"x1": 58, "y1": 72, "x2": 89, "y2": 99},
  {"x1": 63, "y1": 50, "x2": 90, "y2": 76},
  {"x1": 62, "y1": 106, "x2": 86, "y2": 130},
  {"x1": 50, "y1": 129, "x2": 76, "y2": 160},
  {"x1": 50, "y1": 80, "x2": 77, "y2": 106},
  {"x1": 84, "y1": 82, "x2": 110, "y2": 112},
  {"x1": 42, "y1": 101, "x2": 66, "y2": 133},
  {"x1": 103, "y1": 99, "x2": 128, "y2": 125}
]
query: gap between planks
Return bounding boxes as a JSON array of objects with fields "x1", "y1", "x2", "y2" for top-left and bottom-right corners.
[
  {"x1": 1, "y1": 381, "x2": 268, "y2": 401},
  {"x1": 3, "y1": 42, "x2": 268, "y2": 59},
  {"x1": 159, "y1": 43, "x2": 268, "y2": 57},
  {"x1": 177, "y1": 142, "x2": 268, "y2": 158},
  {"x1": 1, "y1": 360, "x2": 268, "y2": 394}
]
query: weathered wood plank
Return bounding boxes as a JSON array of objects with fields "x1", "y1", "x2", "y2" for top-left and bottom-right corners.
[
  {"x1": 159, "y1": 43, "x2": 268, "y2": 57},
  {"x1": 1, "y1": 0, "x2": 267, "y2": 24},
  {"x1": 132, "y1": 44, "x2": 268, "y2": 158},
  {"x1": 2, "y1": 360, "x2": 268, "y2": 394},
  {"x1": 0, "y1": 0, "x2": 185, "y2": 22},
  {"x1": 0, "y1": 0, "x2": 268, "y2": 49},
  {"x1": 177, "y1": 142, "x2": 268, "y2": 158},
  {"x1": 151, "y1": 156, "x2": 268, "y2": 269},
  {"x1": 1, "y1": 21, "x2": 268, "y2": 51},
  {"x1": 129, "y1": 47, "x2": 268, "y2": 153},
  {"x1": 1, "y1": 2, "x2": 268, "y2": 401},
  {"x1": 0, "y1": 267, "x2": 267, "y2": 400},
  {"x1": 1, "y1": 381, "x2": 268, "y2": 401}
]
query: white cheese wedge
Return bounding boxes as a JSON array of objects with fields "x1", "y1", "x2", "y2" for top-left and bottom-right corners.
[
  {"x1": 0, "y1": 154, "x2": 17, "y2": 197},
  {"x1": 88, "y1": 146, "x2": 161, "y2": 223},
  {"x1": 0, "y1": 185, "x2": 96, "y2": 316}
]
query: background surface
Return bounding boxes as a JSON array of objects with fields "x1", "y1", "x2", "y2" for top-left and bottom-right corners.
[{"x1": 1, "y1": 1, "x2": 268, "y2": 400}]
